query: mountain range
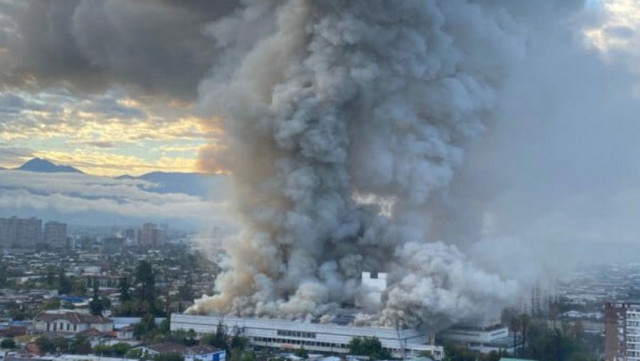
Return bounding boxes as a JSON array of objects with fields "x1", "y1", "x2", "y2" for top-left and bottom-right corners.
[
  {"x1": 15, "y1": 158, "x2": 83, "y2": 173},
  {"x1": 4, "y1": 158, "x2": 229, "y2": 200}
]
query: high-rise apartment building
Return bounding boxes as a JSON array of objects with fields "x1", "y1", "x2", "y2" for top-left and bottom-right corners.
[
  {"x1": 0, "y1": 216, "x2": 42, "y2": 249},
  {"x1": 140, "y1": 222, "x2": 166, "y2": 248},
  {"x1": 44, "y1": 221, "x2": 67, "y2": 249},
  {"x1": 605, "y1": 301, "x2": 640, "y2": 361}
]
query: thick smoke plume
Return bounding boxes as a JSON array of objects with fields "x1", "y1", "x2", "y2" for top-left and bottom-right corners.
[{"x1": 192, "y1": 0, "x2": 530, "y2": 329}]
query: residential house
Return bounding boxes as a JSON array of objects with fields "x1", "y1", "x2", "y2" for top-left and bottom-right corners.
[{"x1": 32, "y1": 312, "x2": 113, "y2": 335}]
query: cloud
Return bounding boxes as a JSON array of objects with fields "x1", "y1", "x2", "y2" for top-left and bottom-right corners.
[
  {"x1": 0, "y1": 86, "x2": 222, "y2": 175},
  {"x1": 0, "y1": 144, "x2": 33, "y2": 166},
  {"x1": 32, "y1": 150, "x2": 199, "y2": 177},
  {"x1": 1, "y1": 0, "x2": 239, "y2": 100},
  {"x1": 439, "y1": 2, "x2": 640, "y2": 284},
  {"x1": 0, "y1": 170, "x2": 234, "y2": 227},
  {"x1": 583, "y1": 0, "x2": 640, "y2": 70}
]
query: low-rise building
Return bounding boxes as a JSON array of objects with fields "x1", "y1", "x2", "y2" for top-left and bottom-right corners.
[
  {"x1": 437, "y1": 323, "x2": 513, "y2": 354},
  {"x1": 171, "y1": 314, "x2": 443, "y2": 360},
  {"x1": 32, "y1": 311, "x2": 113, "y2": 335}
]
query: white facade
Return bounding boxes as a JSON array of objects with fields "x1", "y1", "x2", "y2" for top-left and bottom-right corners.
[
  {"x1": 627, "y1": 308, "x2": 640, "y2": 361},
  {"x1": 33, "y1": 311, "x2": 113, "y2": 334},
  {"x1": 171, "y1": 314, "x2": 443, "y2": 360},
  {"x1": 359, "y1": 273, "x2": 387, "y2": 308},
  {"x1": 438, "y1": 326, "x2": 509, "y2": 344}
]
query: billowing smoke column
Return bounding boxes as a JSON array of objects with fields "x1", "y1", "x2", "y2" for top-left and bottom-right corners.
[{"x1": 193, "y1": 0, "x2": 525, "y2": 329}]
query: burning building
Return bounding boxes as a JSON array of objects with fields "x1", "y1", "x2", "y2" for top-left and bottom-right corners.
[{"x1": 192, "y1": 0, "x2": 525, "y2": 331}]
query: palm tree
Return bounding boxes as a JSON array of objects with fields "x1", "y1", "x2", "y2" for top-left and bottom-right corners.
[
  {"x1": 520, "y1": 313, "x2": 531, "y2": 356},
  {"x1": 510, "y1": 316, "x2": 521, "y2": 356}
]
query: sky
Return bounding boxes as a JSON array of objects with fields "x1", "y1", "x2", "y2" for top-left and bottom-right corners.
[
  {"x1": 1, "y1": 0, "x2": 640, "y2": 245},
  {"x1": 0, "y1": 0, "x2": 634, "y2": 177},
  {"x1": 0, "y1": 0, "x2": 235, "y2": 176}
]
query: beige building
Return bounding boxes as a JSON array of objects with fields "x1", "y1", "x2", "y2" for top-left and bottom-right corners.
[
  {"x1": 44, "y1": 221, "x2": 67, "y2": 249},
  {"x1": 0, "y1": 216, "x2": 42, "y2": 249},
  {"x1": 33, "y1": 311, "x2": 113, "y2": 334}
]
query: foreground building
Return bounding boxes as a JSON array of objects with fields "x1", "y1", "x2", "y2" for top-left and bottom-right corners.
[
  {"x1": 170, "y1": 313, "x2": 444, "y2": 360},
  {"x1": 605, "y1": 300, "x2": 640, "y2": 361},
  {"x1": 438, "y1": 322, "x2": 512, "y2": 354},
  {"x1": 32, "y1": 311, "x2": 113, "y2": 334}
]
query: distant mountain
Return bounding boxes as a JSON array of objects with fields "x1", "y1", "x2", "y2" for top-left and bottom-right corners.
[
  {"x1": 16, "y1": 158, "x2": 83, "y2": 173},
  {"x1": 118, "y1": 171, "x2": 231, "y2": 200}
]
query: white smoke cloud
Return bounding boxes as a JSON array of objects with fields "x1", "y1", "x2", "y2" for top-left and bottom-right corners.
[{"x1": 192, "y1": 0, "x2": 539, "y2": 329}]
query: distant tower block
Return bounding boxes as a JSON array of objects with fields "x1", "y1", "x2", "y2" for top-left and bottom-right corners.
[{"x1": 358, "y1": 272, "x2": 387, "y2": 309}]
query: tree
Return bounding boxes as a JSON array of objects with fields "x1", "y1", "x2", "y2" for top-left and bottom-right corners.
[
  {"x1": 520, "y1": 313, "x2": 531, "y2": 356},
  {"x1": 1, "y1": 338, "x2": 16, "y2": 349},
  {"x1": 134, "y1": 312, "x2": 157, "y2": 340},
  {"x1": 36, "y1": 336, "x2": 55, "y2": 354},
  {"x1": 89, "y1": 283, "x2": 104, "y2": 316},
  {"x1": 201, "y1": 321, "x2": 229, "y2": 351},
  {"x1": 186, "y1": 329, "x2": 197, "y2": 346},
  {"x1": 69, "y1": 335, "x2": 91, "y2": 354},
  {"x1": 136, "y1": 260, "x2": 158, "y2": 315},
  {"x1": 41, "y1": 298, "x2": 61, "y2": 311},
  {"x1": 179, "y1": 274, "x2": 194, "y2": 302},
  {"x1": 510, "y1": 316, "x2": 521, "y2": 356},
  {"x1": 0, "y1": 262, "x2": 8, "y2": 287},
  {"x1": 111, "y1": 343, "x2": 132, "y2": 357},
  {"x1": 72, "y1": 279, "x2": 87, "y2": 296},
  {"x1": 57, "y1": 268, "x2": 72, "y2": 295},
  {"x1": 293, "y1": 347, "x2": 308, "y2": 359},
  {"x1": 348, "y1": 337, "x2": 391, "y2": 360},
  {"x1": 119, "y1": 276, "x2": 132, "y2": 303},
  {"x1": 443, "y1": 343, "x2": 478, "y2": 361},
  {"x1": 159, "y1": 317, "x2": 171, "y2": 335},
  {"x1": 94, "y1": 343, "x2": 131, "y2": 357},
  {"x1": 46, "y1": 266, "x2": 56, "y2": 287}
]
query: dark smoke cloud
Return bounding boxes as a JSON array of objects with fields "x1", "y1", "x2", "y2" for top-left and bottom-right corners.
[
  {"x1": 191, "y1": 0, "x2": 552, "y2": 329},
  {"x1": 1, "y1": 0, "x2": 238, "y2": 100}
]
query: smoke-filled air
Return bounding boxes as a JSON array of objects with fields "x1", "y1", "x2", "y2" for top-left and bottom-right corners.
[{"x1": 190, "y1": 0, "x2": 537, "y2": 330}]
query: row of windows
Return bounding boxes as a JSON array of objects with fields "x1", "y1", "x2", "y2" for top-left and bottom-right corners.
[
  {"x1": 47, "y1": 322, "x2": 77, "y2": 332},
  {"x1": 254, "y1": 337, "x2": 346, "y2": 349},
  {"x1": 251, "y1": 337, "x2": 436, "y2": 357},
  {"x1": 276, "y1": 330, "x2": 316, "y2": 339}
]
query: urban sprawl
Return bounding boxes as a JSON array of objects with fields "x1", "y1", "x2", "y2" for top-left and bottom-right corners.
[{"x1": 0, "y1": 216, "x2": 634, "y2": 361}]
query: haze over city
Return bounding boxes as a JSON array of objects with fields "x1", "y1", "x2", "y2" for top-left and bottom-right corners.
[{"x1": 2, "y1": 1, "x2": 640, "y2": 361}]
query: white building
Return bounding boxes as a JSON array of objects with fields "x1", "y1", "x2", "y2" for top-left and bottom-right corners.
[
  {"x1": 170, "y1": 314, "x2": 443, "y2": 360},
  {"x1": 32, "y1": 311, "x2": 113, "y2": 334},
  {"x1": 437, "y1": 324, "x2": 511, "y2": 354}
]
